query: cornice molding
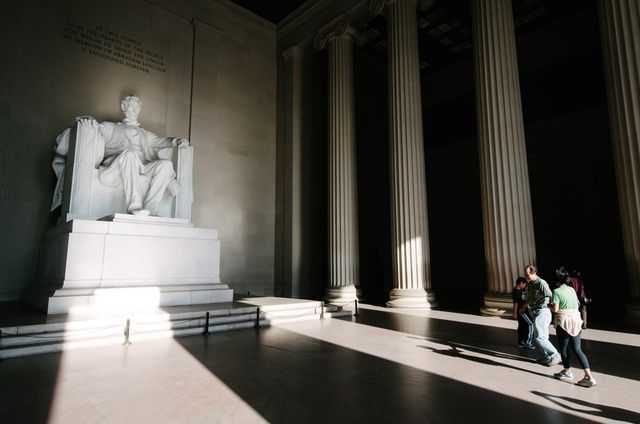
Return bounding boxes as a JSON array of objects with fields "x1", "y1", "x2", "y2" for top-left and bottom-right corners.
[
  {"x1": 144, "y1": 0, "x2": 276, "y2": 40},
  {"x1": 370, "y1": 0, "x2": 427, "y2": 15},
  {"x1": 277, "y1": 0, "x2": 369, "y2": 52}
]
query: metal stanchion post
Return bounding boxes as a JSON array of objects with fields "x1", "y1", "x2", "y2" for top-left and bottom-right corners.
[
  {"x1": 256, "y1": 307, "x2": 260, "y2": 328},
  {"x1": 204, "y1": 311, "x2": 210, "y2": 335},
  {"x1": 320, "y1": 302, "x2": 325, "y2": 320},
  {"x1": 123, "y1": 318, "x2": 132, "y2": 345},
  {"x1": 354, "y1": 299, "x2": 359, "y2": 316}
]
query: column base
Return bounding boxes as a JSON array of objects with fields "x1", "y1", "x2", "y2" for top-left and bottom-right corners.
[
  {"x1": 387, "y1": 288, "x2": 431, "y2": 309},
  {"x1": 480, "y1": 293, "x2": 512, "y2": 317},
  {"x1": 426, "y1": 289, "x2": 438, "y2": 308},
  {"x1": 325, "y1": 284, "x2": 358, "y2": 307}
]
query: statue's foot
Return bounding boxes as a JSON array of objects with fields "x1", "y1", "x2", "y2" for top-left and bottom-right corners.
[{"x1": 131, "y1": 209, "x2": 150, "y2": 216}]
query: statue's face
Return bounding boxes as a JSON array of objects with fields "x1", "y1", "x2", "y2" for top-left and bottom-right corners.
[{"x1": 122, "y1": 99, "x2": 141, "y2": 121}]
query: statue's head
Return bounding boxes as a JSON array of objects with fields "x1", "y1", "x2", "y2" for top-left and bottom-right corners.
[{"x1": 121, "y1": 95, "x2": 142, "y2": 122}]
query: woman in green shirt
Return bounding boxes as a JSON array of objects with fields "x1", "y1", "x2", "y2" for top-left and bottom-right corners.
[{"x1": 550, "y1": 268, "x2": 597, "y2": 387}]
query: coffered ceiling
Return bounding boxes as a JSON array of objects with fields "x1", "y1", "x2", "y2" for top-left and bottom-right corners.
[{"x1": 231, "y1": 0, "x2": 593, "y2": 73}]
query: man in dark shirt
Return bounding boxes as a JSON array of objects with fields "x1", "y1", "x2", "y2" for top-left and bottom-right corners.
[
  {"x1": 512, "y1": 276, "x2": 534, "y2": 349},
  {"x1": 525, "y1": 265, "x2": 561, "y2": 365}
]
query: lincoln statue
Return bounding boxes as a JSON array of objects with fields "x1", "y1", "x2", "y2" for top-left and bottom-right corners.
[{"x1": 51, "y1": 95, "x2": 190, "y2": 216}]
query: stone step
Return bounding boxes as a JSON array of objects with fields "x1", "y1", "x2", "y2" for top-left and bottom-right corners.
[{"x1": 0, "y1": 298, "x2": 354, "y2": 359}]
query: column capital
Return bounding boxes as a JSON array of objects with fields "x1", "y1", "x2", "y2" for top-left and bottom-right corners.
[
  {"x1": 370, "y1": 0, "x2": 389, "y2": 15},
  {"x1": 314, "y1": 17, "x2": 360, "y2": 50}
]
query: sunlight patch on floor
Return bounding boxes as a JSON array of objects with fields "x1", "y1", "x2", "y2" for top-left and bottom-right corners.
[
  {"x1": 277, "y1": 311, "x2": 640, "y2": 423},
  {"x1": 46, "y1": 338, "x2": 265, "y2": 424}
]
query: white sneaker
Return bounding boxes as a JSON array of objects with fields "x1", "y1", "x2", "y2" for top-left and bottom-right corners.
[
  {"x1": 554, "y1": 370, "x2": 573, "y2": 381},
  {"x1": 577, "y1": 377, "x2": 597, "y2": 387}
]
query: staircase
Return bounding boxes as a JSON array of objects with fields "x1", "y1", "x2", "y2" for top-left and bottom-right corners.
[{"x1": 0, "y1": 297, "x2": 354, "y2": 359}]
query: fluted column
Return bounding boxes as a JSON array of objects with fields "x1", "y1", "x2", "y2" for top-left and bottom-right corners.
[
  {"x1": 316, "y1": 20, "x2": 359, "y2": 304},
  {"x1": 472, "y1": 0, "x2": 536, "y2": 316},
  {"x1": 371, "y1": 0, "x2": 431, "y2": 308},
  {"x1": 598, "y1": 0, "x2": 640, "y2": 320}
]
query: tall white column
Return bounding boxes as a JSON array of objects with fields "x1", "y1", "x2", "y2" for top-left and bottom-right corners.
[
  {"x1": 371, "y1": 0, "x2": 431, "y2": 308},
  {"x1": 472, "y1": 0, "x2": 536, "y2": 316},
  {"x1": 316, "y1": 20, "x2": 359, "y2": 304},
  {"x1": 598, "y1": 0, "x2": 640, "y2": 320}
]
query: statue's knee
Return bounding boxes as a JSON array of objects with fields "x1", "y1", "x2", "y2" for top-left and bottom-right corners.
[
  {"x1": 156, "y1": 160, "x2": 174, "y2": 176},
  {"x1": 119, "y1": 150, "x2": 138, "y2": 164}
]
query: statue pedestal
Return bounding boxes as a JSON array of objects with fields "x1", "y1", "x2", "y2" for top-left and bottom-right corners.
[{"x1": 24, "y1": 214, "x2": 233, "y2": 315}]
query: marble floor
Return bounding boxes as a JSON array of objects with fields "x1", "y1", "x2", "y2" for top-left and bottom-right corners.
[{"x1": 1, "y1": 304, "x2": 639, "y2": 423}]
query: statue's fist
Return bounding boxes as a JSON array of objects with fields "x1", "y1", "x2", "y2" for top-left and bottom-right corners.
[{"x1": 176, "y1": 138, "x2": 190, "y2": 148}]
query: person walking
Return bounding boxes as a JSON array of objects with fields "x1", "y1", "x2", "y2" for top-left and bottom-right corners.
[
  {"x1": 512, "y1": 276, "x2": 534, "y2": 349},
  {"x1": 569, "y1": 268, "x2": 591, "y2": 329},
  {"x1": 524, "y1": 265, "x2": 561, "y2": 366},
  {"x1": 551, "y1": 268, "x2": 597, "y2": 387}
]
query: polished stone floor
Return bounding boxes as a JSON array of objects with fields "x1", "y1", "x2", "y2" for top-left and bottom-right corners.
[{"x1": 1, "y1": 304, "x2": 639, "y2": 423}]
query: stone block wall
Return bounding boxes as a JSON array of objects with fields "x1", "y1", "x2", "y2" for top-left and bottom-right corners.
[{"x1": 0, "y1": 0, "x2": 277, "y2": 300}]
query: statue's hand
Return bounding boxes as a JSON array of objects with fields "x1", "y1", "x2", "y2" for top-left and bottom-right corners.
[
  {"x1": 75, "y1": 116, "x2": 99, "y2": 129},
  {"x1": 174, "y1": 138, "x2": 190, "y2": 148}
]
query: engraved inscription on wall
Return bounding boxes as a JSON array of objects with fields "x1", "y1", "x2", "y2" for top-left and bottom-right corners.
[{"x1": 61, "y1": 22, "x2": 166, "y2": 73}]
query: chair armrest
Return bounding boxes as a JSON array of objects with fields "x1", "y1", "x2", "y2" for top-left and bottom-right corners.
[
  {"x1": 175, "y1": 146, "x2": 193, "y2": 220},
  {"x1": 71, "y1": 120, "x2": 105, "y2": 167},
  {"x1": 60, "y1": 121, "x2": 105, "y2": 221}
]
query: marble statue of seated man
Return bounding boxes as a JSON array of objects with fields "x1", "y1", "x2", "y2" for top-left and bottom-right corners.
[{"x1": 51, "y1": 95, "x2": 190, "y2": 216}]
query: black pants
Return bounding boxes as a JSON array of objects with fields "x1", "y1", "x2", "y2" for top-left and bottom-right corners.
[
  {"x1": 556, "y1": 326, "x2": 590, "y2": 369},
  {"x1": 517, "y1": 312, "x2": 533, "y2": 345}
]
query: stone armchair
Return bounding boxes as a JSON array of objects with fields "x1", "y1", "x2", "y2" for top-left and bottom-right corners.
[{"x1": 53, "y1": 120, "x2": 193, "y2": 222}]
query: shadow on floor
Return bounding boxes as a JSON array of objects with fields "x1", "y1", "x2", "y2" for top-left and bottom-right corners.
[
  {"x1": 532, "y1": 391, "x2": 640, "y2": 423},
  {"x1": 348, "y1": 308, "x2": 640, "y2": 381},
  {"x1": 417, "y1": 340, "x2": 550, "y2": 379},
  {"x1": 175, "y1": 327, "x2": 591, "y2": 423},
  {"x1": 0, "y1": 330, "x2": 63, "y2": 423}
]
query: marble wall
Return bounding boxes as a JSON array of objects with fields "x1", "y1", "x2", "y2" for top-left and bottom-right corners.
[{"x1": 0, "y1": 0, "x2": 277, "y2": 300}]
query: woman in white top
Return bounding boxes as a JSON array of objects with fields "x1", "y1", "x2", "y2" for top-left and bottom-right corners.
[{"x1": 550, "y1": 267, "x2": 596, "y2": 387}]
